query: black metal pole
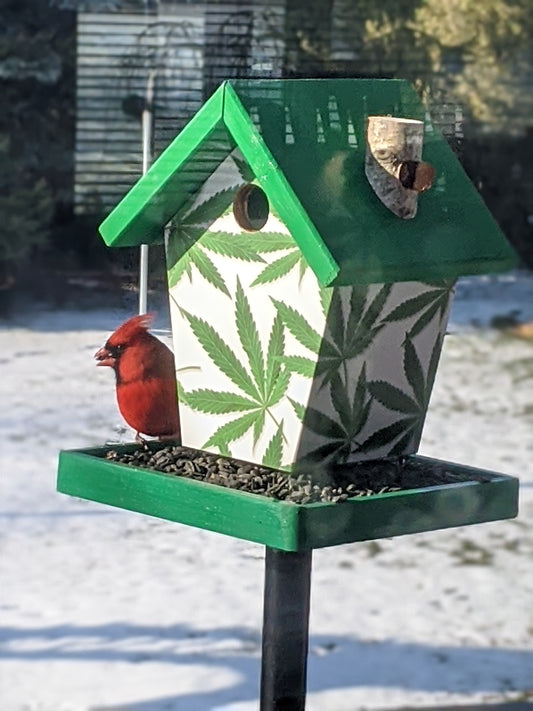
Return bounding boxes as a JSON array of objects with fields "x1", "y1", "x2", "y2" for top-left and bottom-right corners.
[{"x1": 260, "y1": 547, "x2": 313, "y2": 711}]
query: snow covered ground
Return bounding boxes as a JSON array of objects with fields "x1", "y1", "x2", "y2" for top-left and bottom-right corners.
[{"x1": 1, "y1": 272, "x2": 532, "y2": 710}]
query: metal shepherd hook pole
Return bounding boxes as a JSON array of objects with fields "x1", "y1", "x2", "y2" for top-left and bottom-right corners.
[{"x1": 139, "y1": 70, "x2": 156, "y2": 315}]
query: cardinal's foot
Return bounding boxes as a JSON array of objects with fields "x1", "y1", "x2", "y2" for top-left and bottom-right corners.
[{"x1": 135, "y1": 433, "x2": 150, "y2": 450}]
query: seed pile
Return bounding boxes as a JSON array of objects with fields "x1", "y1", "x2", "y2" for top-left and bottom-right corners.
[
  {"x1": 104, "y1": 445, "x2": 483, "y2": 505},
  {"x1": 106, "y1": 446, "x2": 362, "y2": 503}
]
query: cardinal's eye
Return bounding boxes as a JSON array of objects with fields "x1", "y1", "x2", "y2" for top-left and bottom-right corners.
[{"x1": 107, "y1": 343, "x2": 124, "y2": 357}]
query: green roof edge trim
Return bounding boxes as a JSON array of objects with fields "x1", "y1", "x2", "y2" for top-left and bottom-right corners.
[
  {"x1": 223, "y1": 82, "x2": 340, "y2": 286},
  {"x1": 97, "y1": 77, "x2": 518, "y2": 282},
  {"x1": 57, "y1": 446, "x2": 519, "y2": 552},
  {"x1": 99, "y1": 84, "x2": 226, "y2": 247},
  {"x1": 342, "y1": 255, "x2": 519, "y2": 286}
]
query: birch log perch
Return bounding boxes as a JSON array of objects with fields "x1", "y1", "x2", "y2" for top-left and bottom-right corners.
[{"x1": 365, "y1": 116, "x2": 435, "y2": 219}]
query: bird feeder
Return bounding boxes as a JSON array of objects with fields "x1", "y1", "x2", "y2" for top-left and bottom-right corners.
[{"x1": 57, "y1": 79, "x2": 519, "y2": 709}]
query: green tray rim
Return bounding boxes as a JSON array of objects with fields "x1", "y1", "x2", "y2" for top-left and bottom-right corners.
[{"x1": 57, "y1": 444, "x2": 519, "y2": 552}]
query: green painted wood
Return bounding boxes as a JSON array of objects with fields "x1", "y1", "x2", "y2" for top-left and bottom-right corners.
[
  {"x1": 229, "y1": 79, "x2": 517, "y2": 285},
  {"x1": 99, "y1": 83, "x2": 229, "y2": 248},
  {"x1": 98, "y1": 78, "x2": 517, "y2": 284},
  {"x1": 57, "y1": 447, "x2": 518, "y2": 552},
  {"x1": 297, "y1": 458, "x2": 519, "y2": 549},
  {"x1": 57, "y1": 449, "x2": 301, "y2": 550},
  {"x1": 223, "y1": 83, "x2": 340, "y2": 287}
]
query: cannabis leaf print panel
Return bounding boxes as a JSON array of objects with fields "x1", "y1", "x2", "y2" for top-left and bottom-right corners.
[
  {"x1": 177, "y1": 281, "x2": 289, "y2": 458},
  {"x1": 166, "y1": 151, "x2": 454, "y2": 472}
]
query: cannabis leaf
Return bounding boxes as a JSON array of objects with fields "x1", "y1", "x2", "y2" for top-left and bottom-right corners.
[
  {"x1": 200, "y1": 232, "x2": 266, "y2": 263},
  {"x1": 204, "y1": 411, "x2": 262, "y2": 449},
  {"x1": 166, "y1": 160, "x2": 304, "y2": 294},
  {"x1": 360, "y1": 334, "x2": 443, "y2": 456},
  {"x1": 185, "y1": 390, "x2": 259, "y2": 414},
  {"x1": 189, "y1": 246, "x2": 230, "y2": 296},
  {"x1": 357, "y1": 418, "x2": 419, "y2": 456},
  {"x1": 167, "y1": 183, "x2": 252, "y2": 292},
  {"x1": 265, "y1": 312, "x2": 285, "y2": 398},
  {"x1": 279, "y1": 356, "x2": 316, "y2": 378},
  {"x1": 176, "y1": 379, "x2": 190, "y2": 408},
  {"x1": 235, "y1": 279, "x2": 265, "y2": 396},
  {"x1": 232, "y1": 153, "x2": 255, "y2": 182},
  {"x1": 243, "y1": 232, "x2": 296, "y2": 253},
  {"x1": 167, "y1": 250, "x2": 192, "y2": 289},
  {"x1": 263, "y1": 422, "x2": 284, "y2": 468},
  {"x1": 180, "y1": 309, "x2": 260, "y2": 399},
  {"x1": 271, "y1": 299, "x2": 323, "y2": 353},
  {"x1": 247, "y1": 231, "x2": 311, "y2": 286},
  {"x1": 319, "y1": 286, "x2": 333, "y2": 318},
  {"x1": 170, "y1": 227, "x2": 300, "y2": 292},
  {"x1": 296, "y1": 364, "x2": 373, "y2": 466},
  {"x1": 251, "y1": 250, "x2": 302, "y2": 286},
  {"x1": 168, "y1": 212, "x2": 301, "y2": 294},
  {"x1": 288, "y1": 397, "x2": 306, "y2": 423},
  {"x1": 181, "y1": 280, "x2": 291, "y2": 455},
  {"x1": 367, "y1": 381, "x2": 420, "y2": 415},
  {"x1": 383, "y1": 281, "x2": 454, "y2": 339},
  {"x1": 178, "y1": 186, "x2": 238, "y2": 235},
  {"x1": 272, "y1": 286, "x2": 390, "y2": 430},
  {"x1": 314, "y1": 284, "x2": 392, "y2": 387}
]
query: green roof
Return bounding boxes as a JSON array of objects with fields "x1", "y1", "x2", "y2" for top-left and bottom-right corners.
[{"x1": 99, "y1": 78, "x2": 517, "y2": 285}]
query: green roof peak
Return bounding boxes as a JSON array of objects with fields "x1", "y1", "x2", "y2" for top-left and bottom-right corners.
[{"x1": 99, "y1": 78, "x2": 517, "y2": 285}]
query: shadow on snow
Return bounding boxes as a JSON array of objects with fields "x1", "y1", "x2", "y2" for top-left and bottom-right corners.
[{"x1": 0, "y1": 621, "x2": 530, "y2": 709}]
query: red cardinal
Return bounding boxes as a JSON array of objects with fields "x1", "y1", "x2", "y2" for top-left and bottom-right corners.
[{"x1": 95, "y1": 314, "x2": 181, "y2": 441}]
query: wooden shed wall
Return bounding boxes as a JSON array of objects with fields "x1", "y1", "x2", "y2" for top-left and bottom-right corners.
[
  {"x1": 75, "y1": 1, "x2": 487, "y2": 217},
  {"x1": 75, "y1": 9, "x2": 204, "y2": 213},
  {"x1": 75, "y1": 3, "x2": 284, "y2": 215}
]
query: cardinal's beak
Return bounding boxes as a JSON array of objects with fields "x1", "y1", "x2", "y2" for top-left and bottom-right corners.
[{"x1": 94, "y1": 346, "x2": 115, "y2": 368}]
